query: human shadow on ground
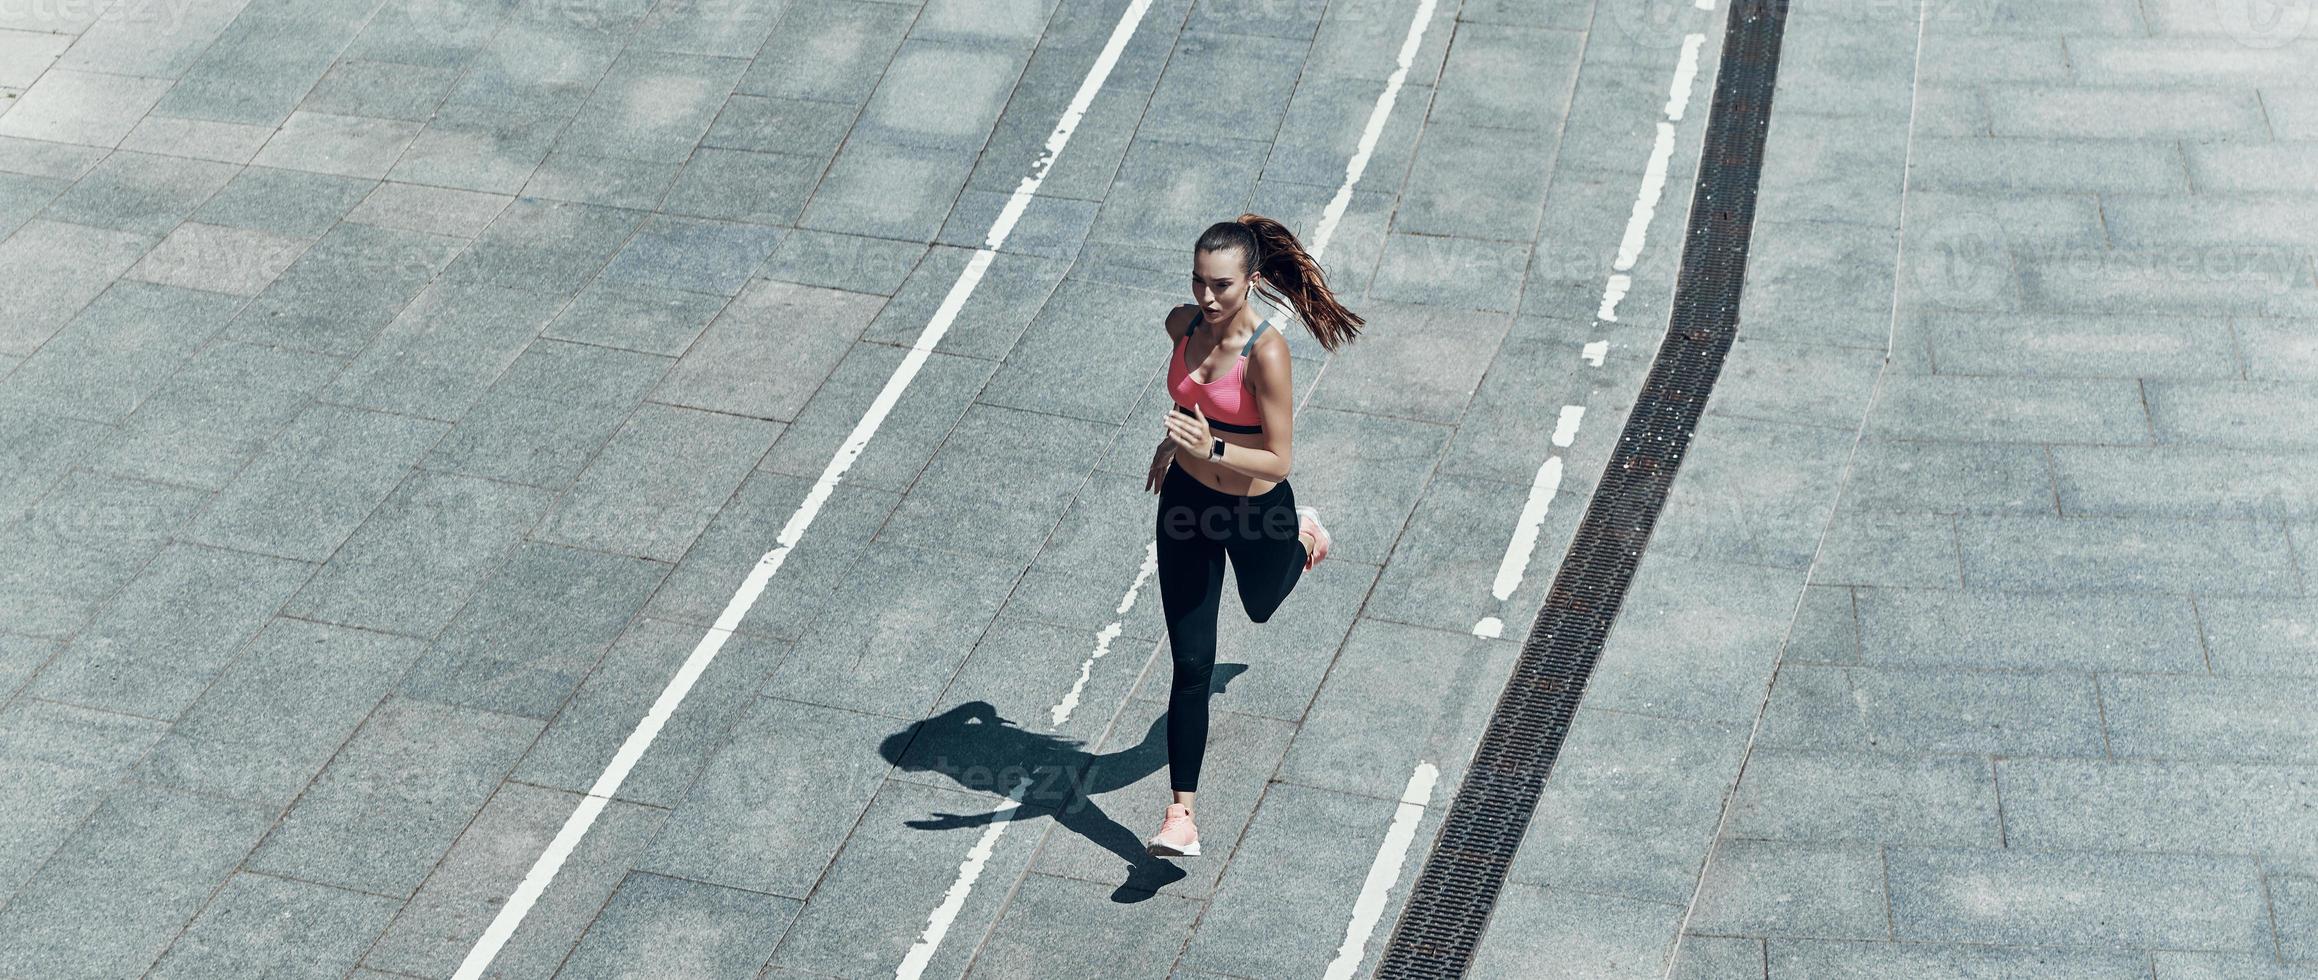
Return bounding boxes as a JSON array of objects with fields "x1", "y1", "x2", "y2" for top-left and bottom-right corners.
[{"x1": 876, "y1": 663, "x2": 1250, "y2": 903}]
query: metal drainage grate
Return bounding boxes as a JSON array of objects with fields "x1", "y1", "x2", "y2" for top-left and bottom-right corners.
[{"x1": 1372, "y1": 0, "x2": 1792, "y2": 976}]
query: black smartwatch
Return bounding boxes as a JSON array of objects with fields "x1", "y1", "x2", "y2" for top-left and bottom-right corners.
[{"x1": 1209, "y1": 437, "x2": 1225, "y2": 461}]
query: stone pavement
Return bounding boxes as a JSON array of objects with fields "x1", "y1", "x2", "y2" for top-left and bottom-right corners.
[{"x1": 0, "y1": 0, "x2": 2309, "y2": 977}]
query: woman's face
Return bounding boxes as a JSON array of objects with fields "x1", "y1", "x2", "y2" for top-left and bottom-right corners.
[{"x1": 1190, "y1": 247, "x2": 1258, "y2": 325}]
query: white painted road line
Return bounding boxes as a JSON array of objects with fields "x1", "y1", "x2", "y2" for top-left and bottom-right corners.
[
  {"x1": 1324, "y1": 762, "x2": 1440, "y2": 980},
  {"x1": 1488, "y1": 14, "x2": 1714, "y2": 637},
  {"x1": 901, "y1": 0, "x2": 1443, "y2": 973},
  {"x1": 447, "y1": 2, "x2": 1163, "y2": 976}
]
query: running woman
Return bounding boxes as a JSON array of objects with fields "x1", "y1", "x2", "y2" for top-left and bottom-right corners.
[{"x1": 1143, "y1": 213, "x2": 1365, "y2": 858}]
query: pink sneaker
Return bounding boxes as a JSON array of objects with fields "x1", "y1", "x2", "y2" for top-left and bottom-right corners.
[
  {"x1": 1146, "y1": 803, "x2": 1200, "y2": 857},
  {"x1": 1296, "y1": 505, "x2": 1331, "y2": 570}
]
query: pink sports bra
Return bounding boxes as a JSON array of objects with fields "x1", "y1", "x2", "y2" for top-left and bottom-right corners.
[{"x1": 1167, "y1": 305, "x2": 1270, "y2": 434}]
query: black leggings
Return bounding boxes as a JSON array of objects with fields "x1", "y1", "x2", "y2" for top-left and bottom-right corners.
[{"x1": 1154, "y1": 458, "x2": 1308, "y2": 793}]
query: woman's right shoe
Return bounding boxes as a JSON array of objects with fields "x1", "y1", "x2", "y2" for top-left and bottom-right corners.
[
  {"x1": 1296, "y1": 505, "x2": 1331, "y2": 570},
  {"x1": 1146, "y1": 803, "x2": 1200, "y2": 857}
]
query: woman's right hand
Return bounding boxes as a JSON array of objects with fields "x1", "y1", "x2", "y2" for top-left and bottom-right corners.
[{"x1": 1146, "y1": 440, "x2": 1176, "y2": 493}]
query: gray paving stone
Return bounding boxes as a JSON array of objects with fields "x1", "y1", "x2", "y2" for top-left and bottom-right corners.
[
  {"x1": 117, "y1": 114, "x2": 277, "y2": 165},
  {"x1": 1856, "y1": 588, "x2": 2203, "y2": 671},
  {"x1": 1467, "y1": 884, "x2": 1681, "y2": 980},
  {"x1": 651, "y1": 278, "x2": 878, "y2": 420},
  {"x1": 1086, "y1": 133, "x2": 1267, "y2": 251},
  {"x1": 37, "y1": 150, "x2": 239, "y2": 236},
  {"x1": 1999, "y1": 758, "x2": 2318, "y2": 872},
  {"x1": 125, "y1": 220, "x2": 313, "y2": 296},
  {"x1": 0, "y1": 218, "x2": 157, "y2": 356},
  {"x1": 906, "y1": 615, "x2": 1152, "y2": 773},
  {"x1": 543, "y1": 279, "x2": 730, "y2": 356},
  {"x1": 1367, "y1": 231, "x2": 1528, "y2": 312},
  {"x1": 248, "y1": 697, "x2": 542, "y2": 898},
  {"x1": 0, "y1": 68, "x2": 171, "y2": 146},
  {"x1": 763, "y1": 542, "x2": 1022, "y2": 717},
  {"x1": 1430, "y1": 21, "x2": 1582, "y2": 134},
  {"x1": 443, "y1": 197, "x2": 650, "y2": 295},
  {"x1": 2185, "y1": 141, "x2": 2318, "y2": 193},
  {"x1": 388, "y1": 108, "x2": 566, "y2": 195},
  {"x1": 1186, "y1": 783, "x2": 1418, "y2": 980},
  {"x1": 420, "y1": 355, "x2": 669, "y2": 491},
  {"x1": 1580, "y1": 551, "x2": 1807, "y2": 724},
  {"x1": 1808, "y1": 509, "x2": 1962, "y2": 589},
  {"x1": 1887, "y1": 844, "x2": 2270, "y2": 950},
  {"x1": 0, "y1": 133, "x2": 105, "y2": 179},
  {"x1": 340, "y1": 0, "x2": 513, "y2": 69},
  {"x1": 1142, "y1": 30, "x2": 1305, "y2": 143},
  {"x1": 0, "y1": 784, "x2": 272, "y2": 980},
  {"x1": 0, "y1": 700, "x2": 169, "y2": 898},
  {"x1": 1837, "y1": 437, "x2": 2056, "y2": 515},
  {"x1": 800, "y1": 136, "x2": 979, "y2": 241},
  {"x1": 641, "y1": 695, "x2": 897, "y2": 896},
  {"x1": 0, "y1": 280, "x2": 242, "y2": 424},
  {"x1": 1362, "y1": 470, "x2": 1586, "y2": 636},
  {"x1": 2099, "y1": 673, "x2": 2318, "y2": 763},
  {"x1": 360, "y1": 782, "x2": 665, "y2": 979},
  {"x1": 154, "y1": 0, "x2": 376, "y2": 125},
  {"x1": 302, "y1": 59, "x2": 463, "y2": 122},
  {"x1": 2154, "y1": 952, "x2": 2318, "y2": 979},
  {"x1": 1278, "y1": 618, "x2": 1518, "y2": 800},
  {"x1": 227, "y1": 221, "x2": 466, "y2": 358},
  {"x1": 400, "y1": 542, "x2": 668, "y2": 719},
  {"x1": 1727, "y1": 749, "x2": 2000, "y2": 846},
  {"x1": 1306, "y1": 302, "x2": 1508, "y2": 423},
  {"x1": 343, "y1": 181, "x2": 512, "y2": 239},
  {"x1": 1647, "y1": 412, "x2": 1858, "y2": 570},
  {"x1": 0, "y1": 23, "x2": 73, "y2": 84},
  {"x1": 1689, "y1": 838, "x2": 1889, "y2": 940},
  {"x1": 1956, "y1": 513, "x2": 2301, "y2": 596},
  {"x1": 1910, "y1": 136, "x2": 2187, "y2": 193},
  {"x1": 537, "y1": 402, "x2": 782, "y2": 562},
  {"x1": 321, "y1": 280, "x2": 564, "y2": 421},
  {"x1": 513, "y1": 619, "x2": 788, "y2": 807},
  {"x1": 979, "y1": 281, "x2": 1174, "y2": 424},
  {"x1": 2198, "y1": 596, "x2": 2318, "y2": 677},
  {"x1": 738, "y1": 0, "x2": 914, "y2": 103},
  {"x1": 1755, "y1": 111, "x2": 1910, "y2": 228},
  {"x1": 84, "y1": 340, "x2": 343, "y2": 491},
  {"x1": 756, "y1": 341, "x2": 994, "y2": 493},
  {"x1": 137, "y1": 616, "x2": 424, "y2": 805},
  {"x1": 283, "y1": 470, "x2": 556, "y2": 637},
  {"x1": 27, "y1": 542, "x2": 312, "y2": 721},
  {"x1": 950, "y1": 870, "x2": 1201, "y2": 979},
  {"x1": 601, "y1": 215, "x2": 785, "y2": 296},
  {"x1": 185, "y1": 402, "x2": 449, "y2": 562},
  {"x1": 759, "y1": 227, "x2": 931, "y2": 295},
  {"x1": 659, "y1": 146, "x2": 822, "y2": 226},
  {"x1": 1765, "y1": 938, "x2": 2156, "y2": 979},
  {"x1": 854, "y1": 38, "x2": 1027, "y2": 153},
  {"x1": 1920, "y1": 310, "x2": 2236, "y2": 379},
  {"x1": 758, "y1": 778, "x2": 1052, "y2": 978},
  {"x1": 2017, "y1": 244, "x2": 2318, "y2": 318},
  {"x1": 193, "y1": 166, "x2": 377, "y2": 237},
  {"x1": 872, "y1": 401, "x2": 1110, "y2": 563},
  {"x1": 642, "y1": 469, "x2": 901, "y2": 641},
  {"x1": 1743, "y1": 219, "x2": 1901, "y2": 323},
  {"x1": 695, "y1": 93, "x2": 862, "y2": 161},
  {"x1": 2278, "y1": 874, "x2": 2318, "y2": 963},
  {"x1": 253, "y1": 110, "x2": 427, "y2": 180},
  {"x1": 2150, "y1": 380, "x2": 2318, "y2": 450},
  {"x1": 862, "y1": 245, "x2": 1075, "y2": 361},
  {"x1": 1864, "y1": 374, "x2": 2150, "y2": 444},
  {"x1": 563, "y1": 870, "x2": 806, "y2": 978},
  {"x1": 1760, "y1": 664, "x2": 2105, "y2": 757},
  {"x1": 931, "y1": 187, "x2": 1100, "y2": 262},
  {"x1": 148, "y1": 872, "x2": 400, "y2": 979},
  {"x1": 631, "y1": 0, "x2": 787, "y2": 57},
  {"x1": 1669, "y1": 936, "x2": 1763, "y2": 980},
  {"x1": 1986, "y1": 85, "x2": 2270, "y2": 139},
  {"x1": 0, "y1": 469, "x2": 209, "y2": 638},
  {"x1": 520, "y1": 148, "x2": 684, "y2": 210},
  {"x1": 1435, "y1": 315, "x2": 1633, "y2": 485},
  {"x1": 0, "y1": 632, "x2": 54, "y2": 702},
  {"x1": 1264, "y1": 74, "x2": 1431, "y2": 191},
  {"x1": 1509, "y1": 708, "x2": 1751, "y2": 906},
  {"x1": 0, "y1": 168, "x2": 66, "y2": 239}
]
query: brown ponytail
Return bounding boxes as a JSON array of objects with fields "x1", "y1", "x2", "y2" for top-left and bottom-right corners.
[{"x1": 1196, "y1": 213, "x2": 1364, "y2": 353}]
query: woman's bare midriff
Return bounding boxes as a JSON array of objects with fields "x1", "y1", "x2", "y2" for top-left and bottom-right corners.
[{"x1": 1174, "y1": 434, "x2": 1279, "y2": 497}]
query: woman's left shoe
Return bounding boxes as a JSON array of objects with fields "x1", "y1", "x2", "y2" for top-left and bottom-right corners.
[{"x1": 1296, "y1": 505, "x2": 1331, "y2": 570}]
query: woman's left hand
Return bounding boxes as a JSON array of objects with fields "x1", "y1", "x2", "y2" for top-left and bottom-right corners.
[{"x1": 1163, "y1": 404, "x2": 1212, "y2": 456}]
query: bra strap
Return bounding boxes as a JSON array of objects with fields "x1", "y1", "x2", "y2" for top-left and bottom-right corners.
[{"x1": 1239, "y1": 318, "x2": 1270, "y2": 356}]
